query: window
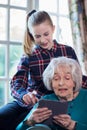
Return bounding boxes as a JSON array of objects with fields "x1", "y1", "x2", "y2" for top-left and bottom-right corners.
[
  {"x1": 39, "y1": 0, "x2": 74, "y2": 48},
  {"x1": 0, "y1": 0, "x2": 28, "y2": 106}
]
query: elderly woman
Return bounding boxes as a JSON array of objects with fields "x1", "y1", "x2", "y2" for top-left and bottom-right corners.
[{"x1": 16, "y1": 57, "x2": 87, "y2": 130}]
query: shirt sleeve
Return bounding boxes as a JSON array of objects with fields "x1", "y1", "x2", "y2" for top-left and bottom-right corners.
[
  {"x1": 10, "y1": 54, "x2": 30, "y2": 103},
  {"x1": 24, "y1": 103, "x2": 38, "y2": 121},
  {"x1": 75, "y1": 122, "x2": 87, "y2": 130},
  {"x1": 16, "y1": 103, "x2": 38, "y2": 130},
  {"x1": 69, "y1": 46, "x2": 78, "y2": 61}
]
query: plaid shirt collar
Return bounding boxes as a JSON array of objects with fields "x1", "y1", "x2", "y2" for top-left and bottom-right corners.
[{"x1": 35, "y1": 39, "x2": 57, "y2": 53}]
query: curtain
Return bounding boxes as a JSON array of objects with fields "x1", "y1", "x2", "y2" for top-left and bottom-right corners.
[{"x1": 68, "y1": 0, "x2": 87, "y2": 74}]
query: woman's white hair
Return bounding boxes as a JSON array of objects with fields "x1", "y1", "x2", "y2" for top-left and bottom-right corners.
[{"x1": 43, "y1": 57, "x2": 82, "y2": 92}]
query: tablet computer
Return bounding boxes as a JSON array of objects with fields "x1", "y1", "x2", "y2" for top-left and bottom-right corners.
[{"x1": 38, "y1": 99, "x2": 68, "y2": 126}]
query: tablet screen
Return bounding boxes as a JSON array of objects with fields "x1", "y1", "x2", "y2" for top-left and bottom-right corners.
[{"x1": 38, "y1": 99, "x2": 68, "y2": 126}]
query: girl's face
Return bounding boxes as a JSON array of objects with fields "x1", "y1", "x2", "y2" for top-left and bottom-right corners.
[
  {"x1": 31, "y1": 21, "x2": 55, "y2": 50},
  {"x1": 52, "y1": 65, "x2": 75, "y2": 101}
]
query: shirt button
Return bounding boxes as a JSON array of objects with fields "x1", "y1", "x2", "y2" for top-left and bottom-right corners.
[
  {"x1": 70, "y1": 102, "x2": 74, "y2": 108},
  {"x1": 68, "y1": 113, "x2": 71, "y2": 116}
]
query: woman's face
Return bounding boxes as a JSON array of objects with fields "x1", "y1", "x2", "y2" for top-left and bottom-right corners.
[
  {"x1": 31, "y1": 21, "x2": 55, "y2": 50},
  {"x1": 52, "y1": 65, "x2": 75, "y2": 101}
]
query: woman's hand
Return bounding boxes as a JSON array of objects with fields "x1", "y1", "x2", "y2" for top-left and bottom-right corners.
[
  {"x1": 53, "y1": 114, "x2": 76, "y2": 130},
  {"x1": 23, "y1": 91, "x2": 39, "y2": 105},
  {"x1": 27, "y1": 108, "x2": 52, "y2": 124}
]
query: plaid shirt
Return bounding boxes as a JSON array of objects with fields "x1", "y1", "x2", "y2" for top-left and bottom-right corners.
[{"x1": 10, "y1": 40, "x2": 87, "y2": 108}]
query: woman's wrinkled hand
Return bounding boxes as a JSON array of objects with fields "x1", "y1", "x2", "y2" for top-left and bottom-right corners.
[
  {"x1": 53, "y1": 114, "x2": 76, "y2": 130},
  {"x1": 28, "y1": 108, "x2": 52, "y2": 124}
]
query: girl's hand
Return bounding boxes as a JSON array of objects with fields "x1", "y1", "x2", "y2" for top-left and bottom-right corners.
[
  {"x1": 28, "y1": 108, "x2": 52, "y2": 124},
  {"x1": 53, "y1": 114, "x2": 76, "y2": 130},
  {"x1": 23, "y1": 91, "x2": 39, "y2": 105}
]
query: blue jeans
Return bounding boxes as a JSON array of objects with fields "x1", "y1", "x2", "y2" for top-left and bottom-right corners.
[{"x1": 0, "y1": 101, "x2": 30, "y2": 130}]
